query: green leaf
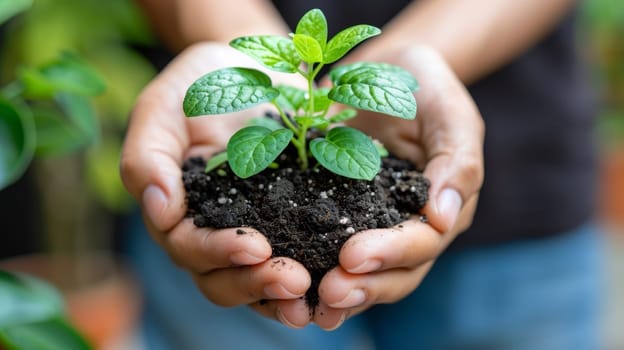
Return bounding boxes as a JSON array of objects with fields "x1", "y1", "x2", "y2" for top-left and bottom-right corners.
[
  {"x1": 329, "y1": 65, "x2": 417, "y2": 119},
  {"x1": 293, "y1": 34, "x2": 323, "y2": 63},
  {"x1": 308, "y1": 87, "x2": 331, "y2": 113},
  {"x1": 0, "y1": 99, "x2": 35, "y2": 190},
  {"x1": 310, "y1": 126, "x2": 380, "y2": 180},
  {"x1": 18, "y1": 52, "x2": 106, "y2": 98},
  {"x1": 247, "y1": 116, "x2": 284, "y2": 131},
  {"x1": 375, "y1": 141, "x2": 389, "y2": 157},
  {"x1": 330, "y1": 62, "x2": 419, "y2": 91},
  {"x1": 205, "y1": 151, "x2": 228, "y2": 173},
  {"x1": 295, "y1": 8, "x2": 328, "y2": 50},
  {"x1": 27, "y1": 92, "x2": 98, "y2": 157},
  {"x1": 31, "y1": 108, "x2": 88, "y2": 156},
  {"x1": 227, "y1": 126, "x2": 293, "y2": 178},
  {"x1": 56, "y1": 93, "x2": 99, "y2": 140},
  {"x1": 229, "y1": 35, "x2": 300, "y2": 73},
  {"x1": 183, "y1": 68, "x2": 279, "y2": 116},
  {"x1": 294, "y1": 116, "x2": 329, "y2": 129},
  {"x1": 328, "y1": 108, "x2": 357, "y2": 123},
  {"x1": 324, "y1": 25, "x2": 381, "y2": 64},
  {"x1": 0, "y1": 318, "x2": 92, "y2": 350},
  {"x1": 0, "y1": 0, "x2": 32, "y2": 25},
  {"x1": 0, "y1": 271, "x2": 65, "y2": 328},
  {"x1": 274, "y1": 85, "x2": 307, "y2": 112}
]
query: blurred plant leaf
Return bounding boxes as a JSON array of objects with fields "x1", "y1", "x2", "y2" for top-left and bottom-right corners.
[
  {"x1": 31, "y1": 108, "x2": 88, "y2": 157},
  {"x1": 0, "y1": 0, "x2": 32, "y2": 25},
  {"x1": 247, "y1": 116, "x2": 284, "y2": 131},
  {"x1": 275, "y1": 85, "x2": 307, "y2": 113},
  {"x1": 0, "y1": 318, "x2": 92, "y2": 350},
  {"x1": 0, "y1": 271, "x2": 64, "y2": 328},
  {"x1": 18, "y1": 52, "x2": 105, "y2": 99},
  {"x1": 0, "y1": 98, "x2": 35, "y2": 190},
  {"x1": 57, "y1": 92, "x2": 99, "y2": 140}
]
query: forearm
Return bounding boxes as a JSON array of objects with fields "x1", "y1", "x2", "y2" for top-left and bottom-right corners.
[
  {"x1": 351, "y1": 0, "x2": 576, "y2": 84},
  {"x1": 136, "y1": 0, "x2": 289, "y2": 52}
]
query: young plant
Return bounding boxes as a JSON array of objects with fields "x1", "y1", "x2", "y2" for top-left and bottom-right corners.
[{"x1": 183, "y1": 8, "x2": 419, "y2": 180}]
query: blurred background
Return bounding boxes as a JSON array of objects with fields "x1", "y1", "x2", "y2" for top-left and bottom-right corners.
[{"x1": 0, "y1": 0, "x2": 622, "y2": 349}]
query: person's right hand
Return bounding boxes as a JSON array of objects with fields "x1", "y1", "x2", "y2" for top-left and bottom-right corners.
[{"x1": 120, "y1": 42, "x2": 315, "y2": 327}]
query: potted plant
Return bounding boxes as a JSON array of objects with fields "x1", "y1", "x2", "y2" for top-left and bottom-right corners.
[
  {"x1": 0, "y1": 1, "x2": 142, "y2": 348},
  {"x1": 181, "y1": 9, "x2": 429, "y2": 307}
]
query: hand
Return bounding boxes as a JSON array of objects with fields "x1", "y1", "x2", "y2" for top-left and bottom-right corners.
[
  {"x1": 120, "y1": 42, "x2": 314, "y2": 327},
  {"x1": 310, "y1": 45, "x2": 484, "y2": 330}
]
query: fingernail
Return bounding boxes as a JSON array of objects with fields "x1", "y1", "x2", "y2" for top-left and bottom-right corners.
[
  {"x1": 229, "y1": 251, "x2": 266, "y2": 266},
  {"x1": 142, "y1": 185, "x2": 168, "y2": 230},
  {"x1": 347, "y1": 259, "x2": 382, "y2": 274},
  {"x1": 329, "y1": 289, "x2": 366, "y2": 308},
  {"x1": 325, "y1": 312, "x2": 348, "y2": 331},
  {"x1": 276, "y1": 308, "x2": 302, "y2": 329},
  {"x1": 437, "y1": 188, "x2": 462, "y2": 230},
  {"x1": 264, "y1": 283, "x2": 301, "y2": 299}
]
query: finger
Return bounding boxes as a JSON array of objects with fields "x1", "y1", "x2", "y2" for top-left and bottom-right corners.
[
  {"x1": 318, "y1": 262, "x2": 434, "y2": 310},
  {"x1": 192, "y1": 257, "x2": 311, "y2": 307},
  {"x1": 160, "y1": 219, "x2": 272, "y2": 273},
  {"x1": 312, "y1": 303, "x2": 349, "y2": 331},
  {"x1": 250, "y1": 298, "x2": 312, "y2": 329},
  {"x1": 120, "y1": 43, "x2": 258, "y2": 232},
  {"x1": 409, "y1": 48, "x2": 484, "y2": 234},
  {"x1": 338, "y1": 218, "x2": 442, "y2": 274},
  {"x1": 120, "y1": 51, "x2": 196, "y2": 232}
]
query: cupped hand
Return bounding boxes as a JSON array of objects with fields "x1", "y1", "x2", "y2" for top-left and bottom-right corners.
[
  {"x1": 120, "y1": 42, "x2": 313, "y2": 327},
  {"x1": 311, "y1": 45, "x2": 485, "y2": 330}
]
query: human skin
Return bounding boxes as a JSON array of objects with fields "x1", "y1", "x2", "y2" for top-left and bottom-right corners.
[
  {"x1": 122, "y1": 0, "x2": 573, "y2": 330},
  {"x1": 120, "y1": 41, "x2": 482, "y2": 330}
]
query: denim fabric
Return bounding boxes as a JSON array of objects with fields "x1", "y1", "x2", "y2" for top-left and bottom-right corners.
[{"x1": 126, "y1": 219, "x2": 604, "y2": 350}]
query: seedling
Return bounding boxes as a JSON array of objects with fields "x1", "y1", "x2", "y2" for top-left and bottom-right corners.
[{"x1": 183, "y1": 8, "x2": 418, "y2": 180}]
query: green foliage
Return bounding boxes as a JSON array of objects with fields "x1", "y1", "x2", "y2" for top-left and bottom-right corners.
[
  {"x1": 295, "y1": 8, "x2": 328, "y2": 51},
  {"x1": 0, "y1": 318, "x2": 91, "y2": 350},
  {"x1": 229, "y1": 36, "x2": 300, "y2": 73},
  {"x1": 323, "y1": 25, "x2": 381, "y2": 64},
  {"x1": 0, "y1": 271, "x2": 91, "y2": 350},
  {"x1": 329, "y1": 65, "x2": 417, "y2": 119},
  {"x1": 1, "y1": 2, "x2": 154, "y2": 347},
  {"x1": 580, "y1": 0, "x2": 624, "y2": 145},
  {"x1": 0, "y1": 0, "x2": 32, "y2": 25},
  {"x1": 0, "y1": 51, "x2": 105, "y2": 190},
  {"x1": 18, "y1": 52, "x2": 106, "y2": 99},
  {"x1": 2, "y1": 0, "x2": 156, "y2": 212},
  {"x1": 183, "y1": 68, "x2": 279, "y2": 116},
  {"x1": 227, "y1": 126, "x2": 293, "y2": 178},
  {"x1": 310, "y1": 127, "x2": 380, "y2": 180},
  {"x1": 0, "y1": 271, "x2": 64, "y2": 328},
  {"x1": 183, "y1": 8, "x2": 418, "y2": 180},
  {"x1": 0, "y1": 99, "x2": 35, "y2": 189}
]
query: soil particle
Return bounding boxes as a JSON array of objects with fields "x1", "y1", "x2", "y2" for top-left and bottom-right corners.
[{"x1": 182, "y1": 150, "x2": 429, "y2": 308}]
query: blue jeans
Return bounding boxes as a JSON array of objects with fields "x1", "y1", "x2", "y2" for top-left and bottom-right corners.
[{"x1": 126, "y1": 220, "x2": 604, "y2": 350}]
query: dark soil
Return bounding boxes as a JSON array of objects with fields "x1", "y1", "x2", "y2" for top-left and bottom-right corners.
[{"x1": 182, "y1": 146, "x2": 429, "y2": 308}]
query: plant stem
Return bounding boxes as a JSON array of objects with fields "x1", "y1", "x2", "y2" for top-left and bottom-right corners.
[
  {"x1": 296, "y1": 128, "x2": 309, "y2": 170},
  {"x1": 272, "y1": 100, "x2": 308, "y2": 169},
  {"x1": 272, "y1": 101, "x2": 298, "y2": 133},
  {"x1": 292, "y1": 62, "x2": 326, "y2": 170}
]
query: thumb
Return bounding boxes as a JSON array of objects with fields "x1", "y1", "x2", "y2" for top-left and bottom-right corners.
[
  {"x1": 120, "y1": 82, "x2": 189, "y2": 232},
  {"x1": 422, "y1": 151, "x2": 483, "y2": 235}
]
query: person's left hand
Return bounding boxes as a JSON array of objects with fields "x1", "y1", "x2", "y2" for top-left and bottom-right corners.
[{"x1": 307, "y1": 45, "x2": 484, "y2": 330}]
